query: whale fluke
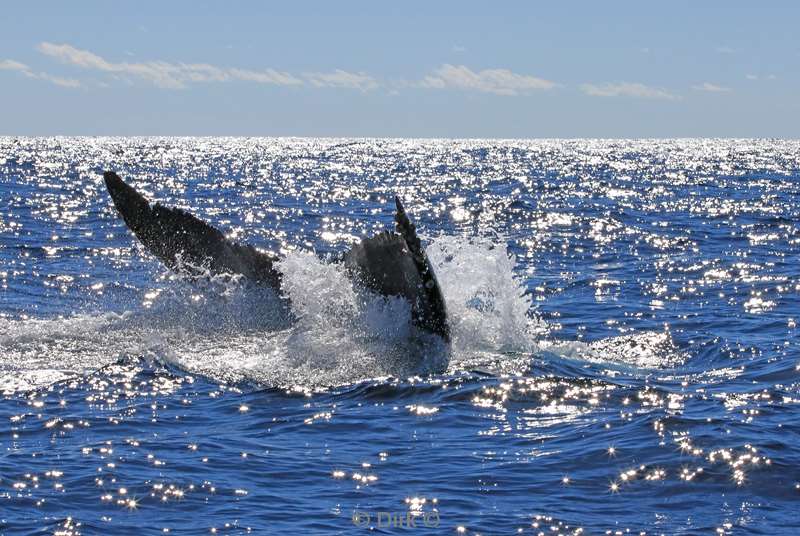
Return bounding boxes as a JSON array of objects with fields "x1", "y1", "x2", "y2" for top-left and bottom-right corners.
[
  {"x1": 103, "y1": 171, "x2": 281, "y2": 288},
  {"x1": 104, "y1": 172, "x2": 449, "y2": 342},
  {"x1": 394, "y1": 196, "x2": 449, "y2": 342},
  {"x1": 343, "y1": 197, "x2": 449, "y2": 341}
]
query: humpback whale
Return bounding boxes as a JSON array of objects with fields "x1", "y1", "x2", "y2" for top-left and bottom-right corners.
[{"x1": 103, "y1": 171, "x2": 450, "y2": 342}]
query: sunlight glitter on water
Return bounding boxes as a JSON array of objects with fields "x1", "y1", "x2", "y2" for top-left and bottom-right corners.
[{"x1": 1, "y1": 137, "x2": 799, "y2": 534}]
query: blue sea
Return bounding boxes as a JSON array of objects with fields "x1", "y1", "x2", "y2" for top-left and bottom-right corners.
[{"x1": 1, "y1": 138, "x2": 798, "y2": 534}]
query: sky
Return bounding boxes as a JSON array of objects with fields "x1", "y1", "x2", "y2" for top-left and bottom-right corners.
[{"x1": 1, "y1": 1, "x2": 798, "y2": 138}]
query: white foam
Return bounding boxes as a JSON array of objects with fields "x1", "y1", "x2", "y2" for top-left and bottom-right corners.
[
  {"x1": 0, "y1": 236, "x2": 542, "y2": 392},
  {"x1": 539, "y1": 330, "x2": 687, "y2": 371},
  {"x1": 428, "y1": 235, "x2": 542, "y2": 355}
]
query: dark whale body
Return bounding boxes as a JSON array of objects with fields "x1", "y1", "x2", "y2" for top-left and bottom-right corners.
[{"x1": 103, "y1": 171, "x2": 449, "y2": 342}]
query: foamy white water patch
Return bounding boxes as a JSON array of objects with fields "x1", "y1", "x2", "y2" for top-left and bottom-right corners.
[
  {"x1": 539, "y1": 331, "x2": 688, "y2": 370},
  {"x1": 0, "y1": 236, "x2": 546, "y2": 392},
  {"x1": 428, "y1": 235, "x2": 542, "y2": 356},
  {"x1": 0, "y1": 312, "x2": 167, "y2": 393},
  {"x1": 275, "y1": 249, "x2": 449, "y2": 379}
]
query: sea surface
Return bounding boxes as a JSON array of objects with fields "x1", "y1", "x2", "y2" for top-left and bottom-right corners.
[{"x1": 1, "y1": 138, "x2": 799, "y2": 535}]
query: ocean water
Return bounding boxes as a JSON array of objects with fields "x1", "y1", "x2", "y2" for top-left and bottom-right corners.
[{"x1": 0, "y1": 137, "x2": 798, "y2": 535}]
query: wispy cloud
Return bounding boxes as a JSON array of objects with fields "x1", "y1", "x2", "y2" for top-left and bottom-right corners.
[
  {"x1": 35, "y1": 72, "x2": 81, "y2": 88},
  {"x1": 419, "y1": 64, "x2": 556, "y2": 96},
  {"x1": 16, "y1": 42, "x2": 382, "y2": 92},
  {"x1": 745, "y1": 74, "x2": 776, "y2": 81},
  {"x1": 716, "y1": 46, "x2": 735, "y2": 54},
  {"x1": 13, "y1": 42, "x2": 743, "y2": 104},
  {"x1": 0, "y1": 57, "x2": 81, "y2": 88},
  {"x1": 37, "y1": 42, "x2": 303, "y2": 89},
  {"x1": 304, "y1": 69, "x2": 378, "y2": 92},
  {"x1": 692, "y1": 82, "x2": 731, "y2": 93},
  {"x1": 0, "y1": 59, "x2": 30, "y2": 72},
  {"x1": 580, "y1": 82, "x2": 679, "y2": 100},
  {"x1": 227, "y1": 68, "x2": 302, "y2": 86}
]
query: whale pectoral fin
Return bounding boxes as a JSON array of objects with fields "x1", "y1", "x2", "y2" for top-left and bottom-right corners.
[
  {"x1": 103, "y1": 171, "x2": 281, "y2": 288},
  {"x1": 343, "y1": 199, "x2": 450, "y2": 342}
]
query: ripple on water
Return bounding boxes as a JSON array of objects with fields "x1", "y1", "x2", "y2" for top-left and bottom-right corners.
[{"x1": 1, "y1": 138, "x2": 799, "y2": 533}]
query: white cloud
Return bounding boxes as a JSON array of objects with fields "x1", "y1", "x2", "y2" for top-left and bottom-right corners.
[
  {"x1": 37, "y1": 42, "x2": 304, "y2": 89},
  {"x1": 35, "y1": 42, "x2": 383, "y2": 91},
  {"x1": 36, "y1": 72, "x2": 82, "y2": 88},
  {"x1": 716, "y1": 46, "x2": 735, "y2": 54},
  {"x1": 38, "y1": 42, "x2": 113, "y2": 70},
  {"x1": 304, "y1": 69, "x2": 378, "y2": 91},
  {"x1": 745, "y1": 74, "x2": 777, "y2": 81},
  {"x1": 420, "y1": 64, "x2": 556, "y2": 96},
  {"x1": 229, "y1": 68, "x2": 302, "y2": 86},
  {"x1": 580, "y1": 82, "x2": 679, "y2": 100},
  {"x1": 38, "y1": 42, "x2": 204, "y2": 88},
  {"x1": 0, "y1": 57, "x2": 81, "y2": 88},
  {"x1": 0, "y1": 59, "x2": 30, "y2": 71},
  {"x1": 692, "y1": 82, "x2": 731, "y2": 93}
]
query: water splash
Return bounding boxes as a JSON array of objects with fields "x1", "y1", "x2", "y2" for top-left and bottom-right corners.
[
  {"x1": 428, "y1": 234, "x2": 541, "y2": 356},
  {"x1": 0, "y1": 234, "x2": 543, "y2": 391}
]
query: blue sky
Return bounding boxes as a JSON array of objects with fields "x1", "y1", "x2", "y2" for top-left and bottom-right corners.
[{"x1": 1, "y1": 1, "x2": 797, "y2": 137}]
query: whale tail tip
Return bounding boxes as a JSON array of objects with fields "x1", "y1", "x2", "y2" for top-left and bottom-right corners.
[{"x1": 102, "y1": 170, "x2": 281, "y2": 288}]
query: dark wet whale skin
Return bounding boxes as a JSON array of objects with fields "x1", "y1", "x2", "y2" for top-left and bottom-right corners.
[{"x1": 103, "y1": 171, "x2": 449, "y2": 341}]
